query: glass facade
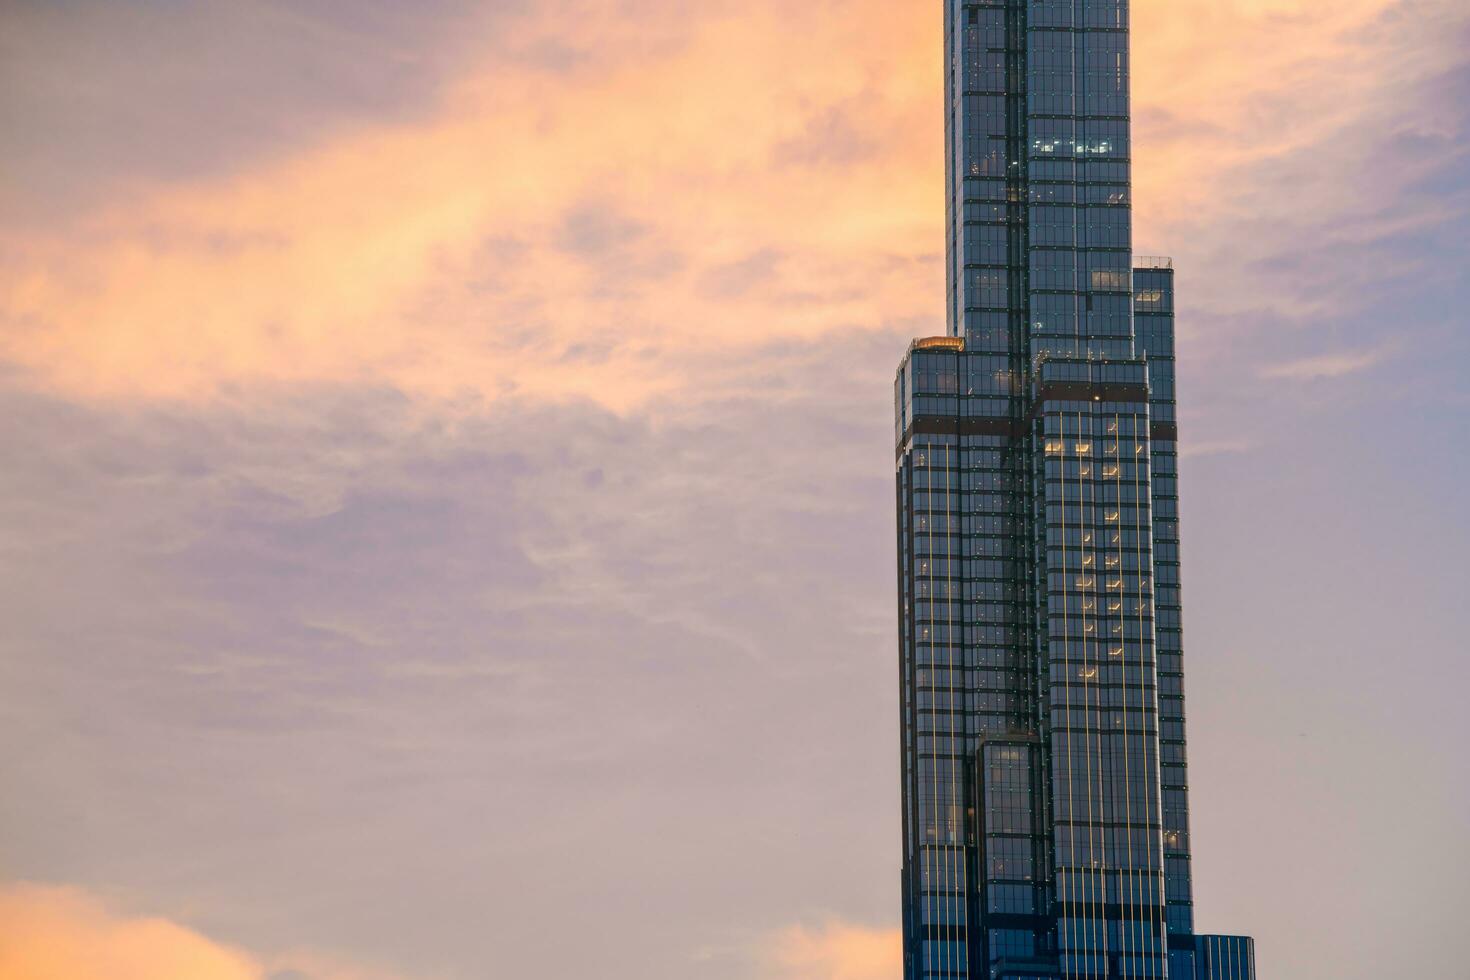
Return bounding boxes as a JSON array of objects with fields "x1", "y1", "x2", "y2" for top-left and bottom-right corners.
[{"x1": 896, "y1": 3, "x2": 1254, "y2": 978}]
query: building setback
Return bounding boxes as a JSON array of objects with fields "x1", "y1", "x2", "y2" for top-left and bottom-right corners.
[{"x1": 894, "y1": 2, "x2": 1256, "y2": 978}]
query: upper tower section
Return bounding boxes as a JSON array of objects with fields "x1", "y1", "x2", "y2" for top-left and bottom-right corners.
[{"x1": 945, "y1": 0, "x2": 1134, "y2": 362}]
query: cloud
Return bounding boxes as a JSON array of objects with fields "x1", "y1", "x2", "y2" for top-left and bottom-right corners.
[
  {"x1": 1180, "y1": 438, "x2": 1260, "y2": 459},
  {"x1": 763, "y1": 922, "x2": 901, "y2": 980},
  {"x1": 3, "y1": 0, "x2": 1462, "y2": 411},
  {"x1": 0, "y1": 884, "x2": 260, "y2": 980},
  {"x1": 0, "y1": 0, "x2": 504, "y2": 221},
  {"x1": 0, "y1": 0, "x2": 940, "y2": 411},
  {"x1": 1258, "y1": 347, "x2": 1387, "y2": 380},
  {"x1": 1133, "y1": 0, "x2": 1470, "y2": 322},
  {"x1": 0, "y1": 884, "x2": 405, "y2": 980}
]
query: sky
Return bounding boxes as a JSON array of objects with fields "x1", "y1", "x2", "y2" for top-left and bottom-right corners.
[{"x1": 0, "y1": 0, "x2": 1467, "y2": 978}]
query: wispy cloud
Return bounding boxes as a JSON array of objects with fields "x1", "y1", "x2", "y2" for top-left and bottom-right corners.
[
  {"x1": 1134, "y1": 0, "x2": 1470, "y2": 325},
  {"x1": 1181, "y1": 438, "x2": 1260, "y2": 459},
  {"x1": 1258, "y1": 347, "x2": 1388, "y2": 380}
]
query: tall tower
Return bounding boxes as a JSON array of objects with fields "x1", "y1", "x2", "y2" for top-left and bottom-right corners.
[{"x1": 894, "y1": 3, "x2": 1255, "y2": 978}]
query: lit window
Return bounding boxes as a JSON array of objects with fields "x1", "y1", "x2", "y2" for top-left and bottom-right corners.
[
  {"x1": 1091, "y1": 270, "x2": 1128, "y2": 291},
  {"x1": 1135, "y1": 288, "x2": 1165, "y2": 312}
]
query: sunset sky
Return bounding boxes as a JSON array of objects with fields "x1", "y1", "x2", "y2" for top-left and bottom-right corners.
[{"x1": 1, "y1": 1, "x2": 1467, "y2": 978}]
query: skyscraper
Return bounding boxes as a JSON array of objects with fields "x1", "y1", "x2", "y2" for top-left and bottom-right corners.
[{"x1": 894, "y1": 3, "x2": 1256, "y2": 978}]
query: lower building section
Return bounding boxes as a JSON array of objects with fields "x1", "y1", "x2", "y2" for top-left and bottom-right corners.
[
  {"x1": 904, "y1": 930, "x2": 1255, "y2": 980},
  {"x1": 1178, "y1": 935, "x2": 1256, "y2": 980},
  {"x1": 896, "y1": 317, "x2": 1254, "y2": 978}
]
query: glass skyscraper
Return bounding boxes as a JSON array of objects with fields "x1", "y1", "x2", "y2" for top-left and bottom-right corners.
[{"x1": 894, "y1": 3, "x2": 1255, "y2": 978}]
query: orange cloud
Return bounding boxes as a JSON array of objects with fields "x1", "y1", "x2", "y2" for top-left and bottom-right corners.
[
  {"x1": 1131, "y1": 0, "x2": 1466, "y2": 316},
  {"x1": 0, "y1": 0, "x2": 1452, "y2": 408},
  {"x1": 0, "y1": 1, "x2": 939, "y2": 410},
  {"x1": 0, "y1": 884, "x2": 407, "y2": 980},
  {"x1": 1258, "y1": 346, "x2": 1387, "y2": 379},
  {"x1": 1133, "y1": 0, "x2": 1399, "y2": 222},
  {"x1": 0, "y1": 885, "x2": 261, "y2": 980},
  {"x1": 764, "y1": 922, "x2": 901, "y2": 980}
]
